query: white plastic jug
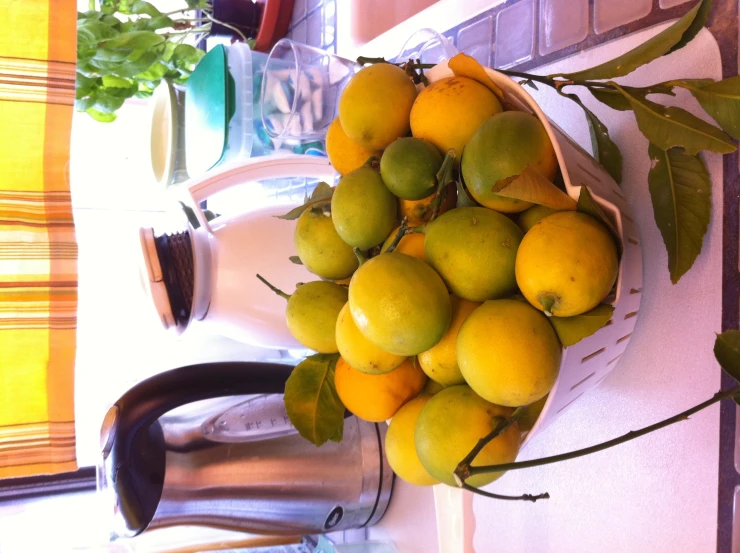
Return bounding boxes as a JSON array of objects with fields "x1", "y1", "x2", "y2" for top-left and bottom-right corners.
[{"x1": 139, "y1": 155, "x2": 338, "y2": 349}]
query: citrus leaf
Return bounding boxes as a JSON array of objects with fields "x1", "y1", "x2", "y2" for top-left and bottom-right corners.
[
  {"x1": 666, "y1": 0, "x2": 712, "y2": 55},
  {"x1": 562, "y1": 91, "x2": 623, "y2": 183},
  {"x1": 589, "y1": 84, "x2": 676, "y2": 112},
  {"x1": 714, "y1": 331, "x2": 740, "y2": 388},
  {"x1": 614, "y1": 83, "x2": 736, "y2": 156},
  {"x1": 561, "y1": 0, "x2": 710, "y2": 81},
  {"x1": 681, "y1": 76, "x2": 740, "y2": 140},
  {"x1": 576, "y1": 186, "x2": 622, "y2": 256},
  {"x1": 289, "y1": 255, "x2": 303, "y2": 265},
  {"x1": 86, "y1": 107, "x2": 117, "y2": 123},
  {"x1": 456, "y1": 180, "x2": 479, "y2": 208},
  {"x1": 113, "y1": 51, "x2": 158, "y2": 78},
  {"x1": 284, "y1": 353, "x2": 345, "y2": 446},
  {"x1": 448, "y1": 53, "x2": 506, "y2": 104},
  {"x1": 101, "y1": 75, "x2": 132, "y2": 88},
  {"x1": 550, "y1": 304, "x2": 615, "y2": 347},
  {"x1": 276, "y1": 183, "x2": 334, "y2": 220},
  {"x1": 647, "y1": 144, "x2": 711, "y2": 284},
  {"x1": 101, "y1": 30, "x2": 164, "y2": 50},
  {"x1": 492, "y1": 166, "x2": 577, "y2": 210},
  {"x1": 329, "y1": 423, "x2": 344, "y2": 443}
]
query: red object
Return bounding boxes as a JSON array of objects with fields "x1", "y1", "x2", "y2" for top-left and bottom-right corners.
[{"x1": 254, "y1": 0, "x2": 295, "y2": 52}]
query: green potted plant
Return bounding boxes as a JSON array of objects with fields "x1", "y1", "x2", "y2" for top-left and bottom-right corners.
[{"x1": 76, "y1": 0, "x2": 254, "y2": 122}]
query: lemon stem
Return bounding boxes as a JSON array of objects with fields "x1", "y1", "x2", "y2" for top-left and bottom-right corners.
[
  {"x1": 456, "y1": 386, "x2": 740, "y2": 487},
  {"x1": 459, "y1": 482, "x2": 550, "y2": 502},
  {"x1": 363, "y1": 155, "x2": 381, "y2": 171},
  {"x1": 429, "y1": 150, "x2": 457, "y2": 222},
  {"x1": 256, "y1": 274, "x2": 291, "y2": 301},
  {"x1": 454, "y1": 407, "x2": 526, "y2": 485},
  {"x1": 354, "y1": 248, "x2": 369, "y2": 265},
  {"x1": 383, "y1": 218, "x2": 409, "y2": 254}
]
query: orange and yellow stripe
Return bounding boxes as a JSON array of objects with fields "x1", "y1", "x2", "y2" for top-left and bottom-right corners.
[{"x1": 0, "y1": 0, "x2": 78, "y2": 478}]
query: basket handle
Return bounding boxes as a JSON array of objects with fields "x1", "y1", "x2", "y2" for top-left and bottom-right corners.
[{"x1": 184, "y1": 154, "x2": 338, "y2": 233}]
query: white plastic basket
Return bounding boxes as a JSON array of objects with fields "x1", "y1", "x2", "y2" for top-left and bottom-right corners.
[
  {"x1": 426, "y1": 62, "x2": 643, "y2": 553},
  {"x1": 426, "y1": 61, "x2": 643, "y2": 446}
]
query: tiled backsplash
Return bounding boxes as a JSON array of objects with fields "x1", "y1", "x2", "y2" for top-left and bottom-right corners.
[{"x1": 287, "y1": 0, "x2": 337, "y2": 53}]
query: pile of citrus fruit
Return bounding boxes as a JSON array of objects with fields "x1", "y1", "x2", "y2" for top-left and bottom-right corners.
[{"x1": 272, "y1": 54, "x2": 620, "y2": 489}]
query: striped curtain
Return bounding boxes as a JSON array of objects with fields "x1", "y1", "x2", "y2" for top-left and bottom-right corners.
[{"x1": 0, "y1": 0, "x2": 78, "y2": 477}]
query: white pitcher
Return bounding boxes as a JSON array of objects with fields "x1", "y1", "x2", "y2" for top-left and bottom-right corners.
[{"x1": 139, "y1": 155, "x2": 338, "y2": 349}]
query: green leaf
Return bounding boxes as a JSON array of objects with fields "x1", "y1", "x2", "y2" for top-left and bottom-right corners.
[
  {"x1": 560, "y1": 0, "x2": 710, "y2": 81},
  {"x1": 576, "y1": 186, "x2": 622, "y2": 256},
  {"x1": 276, "y1": 183, "x2": 334, "y2": 220},
  {"x1": 75, "y1": 96, "x2": 96, "y2": 112},
  {"x1": 101, "y1": 30, "x2": 165, "y2": 50},
  {"x1": 136, "y1": 61, "x2": 168, "y2": 81},
  {"x1": 173, "y1": 44, "x2": 205, "y2": 65},
  {"x1": 131, "y1": 0, "x2": 162, "y2": 17},
  {"x1": 329, "y1": 423, "x2": 344, "y2": 443},
  {"x1": 94, "y1": 46, "x2": 134, "y2": 62},
  {"x1": 144, "y1": 15, "x2": 175, "y2": 31},
  {"x1": 284, "y1": 353, "x2": 345, "y2": 446},
  {"x1": 101, "y1": 75, "x2": 133, "y2": 88},
  {"x1": 589, "y1": 84, "x2": 676, "y2": 112},
  {"x1": 456, "y1": 180, "x2": 479, "y2": 208},
  {"x1": 289, "y1": 255, "x2": 303, "y2": 265},
  {"x1": 647, "y1": 144, "x2": 711, "y2": 283},
  {"x1": 666, "y1": 0, "x2": 712, "y2": 55},
  {"x1": 549, "y1": 304, "x2": 615, "y2": 347},
  {"x1": 680, "y1": 76, "x2": 740, "y2": 140},
  {"x1": 86, "y1": 107, "x2": 117, "y2": 122},
  {"x1": 714, "y1": 331, "x2": 740, "y2": 387},
  {"x1": 614, "y1": 83, "x2": 736, "y2": 156},
  {"x1": 93, "y1": 91, "x2": 125, "y2": 113},
  {"x1": 562, "y1": 91, "x2": 623, "y2": 183},
  {"x1": 77, "y1": 18, "x2": 120, "y2": 46},
  {"x1": 113, "y1": 51, "x2": 158, "y2": 77}
]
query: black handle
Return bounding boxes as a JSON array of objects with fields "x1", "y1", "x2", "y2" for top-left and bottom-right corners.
[{"x1": 105, "y1": 361, "x2": 294, "y2": 535}]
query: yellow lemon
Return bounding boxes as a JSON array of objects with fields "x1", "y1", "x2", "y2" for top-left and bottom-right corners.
[
  {"x1": 516, "y1": 205, "x2": 559, "y2": 233},
  {"x1": 461, "y1": 111, "x2": 558, "y2": 213},
  {"x1": 286, "y1": 281, "x2": 347, "y2": 353},
  {"x1": 349, "y1": 253, "x2": 451, "y2": 356},
  {"x1": 331, "y1": 166, "x2": 397, "y2": 250},
  {"x1": 294, "y1": 204, "x2": 358, "y2": 280},
  {"x1": 335, "y1": 302, "x2": 406, "y2": 374},
  {"x1": 325, "y1": 117, "x2": 382, "y2": 176},
  {"x1": 415, "y1": 385, "x2": 520, "y2": 487},
  {"x1": 385, "y1": 395, "x2": 439, "y2": 486},
  {"x1": 334, "y1": 356, "x2": 427, "y2": 422},
  {"x1": 418, "y1": 295, "x2": 480, "y2": 386},
  {"x1": 381, "y1": 226, "x2": 426, "y2": 262},
  {"x1": 457, "y1": 299, "x2": 561, "y2": 407},
  {"x1": 515, "y1": 211, "x2": 619, "y2": 316},
  {"x1": 410, "y1": 76, "x2": 502, "y2": 156},
  {"x1": 339, "y1": 63, "x2": 417, "y2": 150},
  {"x1": 398, "y1": 183, "x2": 457, "y2": 225},
  {"x1": 424, "y1": 207, "x2": 523, "y2": 301}
]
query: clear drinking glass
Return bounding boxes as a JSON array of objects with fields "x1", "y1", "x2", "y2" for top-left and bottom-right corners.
[{"x1": 260, "y1": 39, "x2": 358, "y2": 140}]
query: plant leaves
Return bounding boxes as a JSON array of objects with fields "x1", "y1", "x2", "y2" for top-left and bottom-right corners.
[
  {"x1": 114, "y1": 51, "x2": 158, "y2": 77},
  {"x1": 549, "y1": 304, "x2": 615, "y2": 347},
  {"x1": 289, "y1": 255, "x2": 303, "y2": 265},
  {"x1": 77, "y1": 18, "x2": 120, "y2": 46},
  {"x1": 560, "y1": 0, "x2": 710, "y2": 81},
  {"x1": 131, "y1": 0, "x2": 162, "y2": 17},
  {"x1": 276, "y1": 182, "x2": 334, "y2": 220},
  {"x1": 86, "y1": 107, "x2": 117, "y2": 123},
  {"x1": 492, "y1": 166, "x2": 577, "y2": 210},
  {"x1": 576, "y1": 186, "x2": 622, "y2": 256},
  {"x1": 456, "y1": 180, "x2": 479, "y2": 208},
  {"x1": 101, "y1": 75, "x2": 133, "y2": 88},
  {"x1": 681, "y1": 76, "x2": 740, "y2": 140},
  {"x1": 329, "y1": 423, "x2": 344, "y2": 443},
  {"x1": 714, "y1": 331, "x2": 740, "y2": 388},
  {"x1": 562, "y1": 91, "x2": 623, "y2": 183},
  {"x1": 614, "y1": 83, "x2": 736, "y2": 156},
  {"x1": 589, "y1": 84, "x2": 676, "y2": 112},
  {"x1": 647, "y1": 144, "x2": 711, "y2": 283},
  {"x1": 284, "y1": 353, "x2": 345, "y2": 446},
  {"x1": 101, "y1": 30, "x2": 165, "y2": 50}
]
